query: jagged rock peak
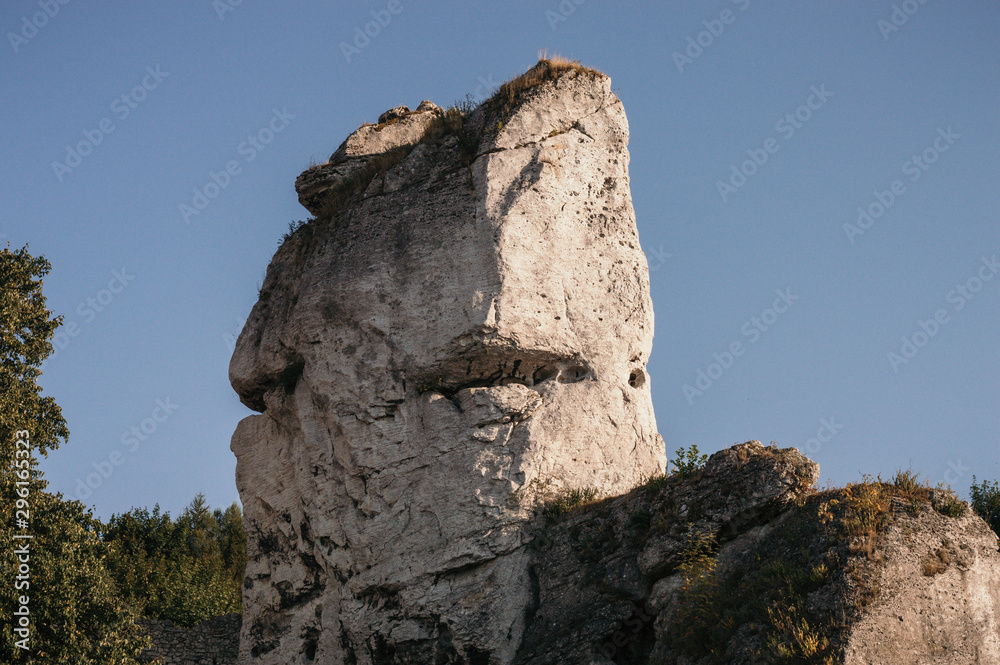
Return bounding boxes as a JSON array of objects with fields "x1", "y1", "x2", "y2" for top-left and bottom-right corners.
[{"x1": 292, "y1": 57, "x2": 608, "y2": 219}]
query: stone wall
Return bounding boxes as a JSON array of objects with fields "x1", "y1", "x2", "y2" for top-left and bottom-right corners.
[{"x1": 138, "y1": 613, "x2": 241, "y2": 665}]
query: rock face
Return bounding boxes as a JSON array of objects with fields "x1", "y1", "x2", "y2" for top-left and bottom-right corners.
[
  {"x1": 842, "y1": 502, "x2": 1000, "y2": 664},
  {"x1": 230, "y1": 60, "x2": 666, "y2": 664},
  {"x1": 519, "y1": 445, "x2": 1000, "y2": 665},
  {"x1": 231, "y1": 59, "x2": 1000, "y2": 664}
]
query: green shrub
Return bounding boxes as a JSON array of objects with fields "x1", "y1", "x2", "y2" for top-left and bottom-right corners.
[
  {"x1": 667, "y1": 502, "x2": 839, "y2": 664},
  {"x1": 670, "y1": 445, "x2": 709, "y2": 480},
  {"x1": 279, "y1": 219, "x2": 311, "y2": 246},
  {"x1": 642, "y1": 471, "x2": 669, "y2": 496},
  {"x1": 543, "y1": 487, "x2": 601, "y2": 518},
  {"x1": 891, "y1": 467, "x2": 923, "y2": 495},
  {"x1": 970, "y1": 477, "x2": 1000, "y2": 536},
  {"x1": 932, "y1": 490, "x2": 966, "y2": 519}
]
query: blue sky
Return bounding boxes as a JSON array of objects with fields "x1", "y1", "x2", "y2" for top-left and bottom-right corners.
[{"x1": 4, "y1": 1, "x2": 997, "y2": 520}]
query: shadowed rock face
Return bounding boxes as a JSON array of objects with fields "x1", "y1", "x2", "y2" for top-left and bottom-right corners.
[{"x1": 229, "y1": 62, "x2": 666, "y2": 664}]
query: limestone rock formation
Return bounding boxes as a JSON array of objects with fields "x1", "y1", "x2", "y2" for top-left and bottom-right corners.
[
  {"x1": 231, "y1": 59, "x2": 1000, "y2": 664},
  {"x1": 231, "y1": 59, "x2": 666, "y2": 664}
]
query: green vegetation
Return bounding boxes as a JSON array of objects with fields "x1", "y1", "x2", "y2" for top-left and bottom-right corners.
[
  {"x1": 669, "y1": 444, "x2": 709, "y2": 479},
  {"x1": 666, "y1": 470, "x2": 976, "y2": 664},
  {"x1": 668, "y1": 492, "x2": 844, "y2": 664},
  {"x1": 279, "y1": 219, "x2": 311, "y2": 246},
  {"x1": 890, "y1": 467, "x2": 922, "y2": 494},
  {"x1": 1, "y1": 245, "x2": 149, "y2": 663},
  {"x1": 543, "y1": 487, "x2": 601, "y2": 519},
  {"x1": 641, "y1": 471, "x2": 670, "y2": 496},
  {"x1": 970, "y1": 476, "x2": 1000, "y2": 537},
  {"x1": 1, "y1": 246, "x2": 248, "y2": 663},
  {"x1": 103, "y1": 495, "x2": 246, "y2": 628}
]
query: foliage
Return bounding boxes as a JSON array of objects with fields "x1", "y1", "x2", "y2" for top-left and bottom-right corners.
[
  {"x1": 543, "y1": 487, "x2": 601, "y2": 519},
  {"x1": 669, "y1": 445, "x2": 709, "y2": 479},
  {"x1": 279, "y1": 219, "x2": 312, "y2": 246},
  {"x1": 102, "y1": 495, "x2": 246, "y2": 628},
  {"x1": 668, "y1": 501, "x2": 840, "y2": 664},
  {"x1": 0, "y1": 245, "x2": 148, "y2": 663},
  {"x1": 0, "y1": 246, "x2": 69, "y2": 469},
  {"x1": 0, "y1": 491, "x2": 151, "y2": 664},
  {"x1": 840, "y1": 476, "x2": 889, "y2": 557},
  {"x1": 933, "y1": 492, "x2": 966, "y2": 518},
  {"x1": 969, "y1": 476, "x2": 1000, "y2": 537},
  {"x1": 675, "y1": 527, "x2": 719, "y2": 630},
  {"x1": 890, "y1": 467, "x2": 923, "y2": 495}
]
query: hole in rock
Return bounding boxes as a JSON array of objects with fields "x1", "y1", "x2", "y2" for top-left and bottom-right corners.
[
  {"x1": 558, "y1": 365, "x2": 591, "y2": 383},
  {"x1": 628, "y1": 369, "x2": 645, "y2": 388}
]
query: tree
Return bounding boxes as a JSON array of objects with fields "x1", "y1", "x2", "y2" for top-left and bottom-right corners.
[
  {"x1": 0, "y1": 246, "x2": 69, "y2": 469},
  {"x1": 0, "y1": 245, "x2": 148, "y2": 663},
  {"x1": 218, "y1": 502, "x2": 248, "y2": 589},
  {"x1": 103, "y1": 496, "x2": 246, "y2": 628}
]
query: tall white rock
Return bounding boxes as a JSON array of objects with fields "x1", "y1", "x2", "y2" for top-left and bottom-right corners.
[{"x1": 229, "y1": 60, "x2": 666, "y2": 664}]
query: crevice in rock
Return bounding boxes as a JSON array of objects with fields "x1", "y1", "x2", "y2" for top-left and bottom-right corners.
[
  {"x1": 417, "y1": 352, "x2": 593, "y2": 398},
  {"x1": 302, "y1": 627, "x2": 320, "y2": 661}
]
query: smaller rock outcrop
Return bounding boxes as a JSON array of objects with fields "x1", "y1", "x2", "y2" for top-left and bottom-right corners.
[
  {"x1": 517, "y1": 441, "x2": 819, "y2": 664},
  {"x1": 516, "y1": 442, "x2": 1000, "y2": 665}
]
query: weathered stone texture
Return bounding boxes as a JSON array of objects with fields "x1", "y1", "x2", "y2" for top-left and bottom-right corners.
[
  {"x1": 138, "y1": 614, "x2": 241, "y2": 665},
  {"x1": 231, "y1": 61, "x2": 665, "y2": 664}
]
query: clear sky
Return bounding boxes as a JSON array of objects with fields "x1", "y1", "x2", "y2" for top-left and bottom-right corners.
[{"x1": 4, "y1": 1, "x2": 997, "y2": 521}]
